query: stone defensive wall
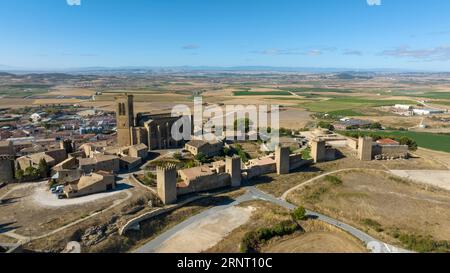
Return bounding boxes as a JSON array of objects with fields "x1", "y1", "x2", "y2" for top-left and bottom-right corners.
[{"x1": 177, "y1": 172, "x2": 231, "y2": 196}]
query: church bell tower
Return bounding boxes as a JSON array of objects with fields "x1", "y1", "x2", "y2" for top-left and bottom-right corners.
[{"x1": 115, "y1": 94, "x2": 134, "y2": 147}]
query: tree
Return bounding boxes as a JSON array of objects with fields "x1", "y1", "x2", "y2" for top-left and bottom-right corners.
[
  {"x1": 317, "y1": 121, "x2": 334, "y2": 131},
  {"x1": 183, "y1": 160, "x2": 197, "y2": 169},
  {"x1": 173, "y1": 152, "x2": 183, "y2": 161},
  {"x1": 233, "y1": 144, "x2": 249, "y2": 162},
  {"x1": 38, "y1": 158, "x2": 49, "y2": 178},
  {"x1": 279, "y1": 127, "x2": 294, "y2": 137},
  {"x1": 399, "y1": 136, "x2": 418, "y2": 151},
  {"x1": 24, "y1": 166, "x2": 40, "y2": 179},
  {"x1": 15, "y1": 169, "x2": 24, "y2": 182},
  {"x1": 369, "y1": 122, "x2": 383, "y2": 130},
  {"x1": 195, "y1": 152, "x2": 208, "y2": 164},
  {"x1": 292, "y1": 206, "x2": 307, "y2": 221},
  {"x1": 234, "y1": 118, "x2": 252, "y2": 134},
  {"x1": 223, "y1": 147, "x2": 233, "y2": 157}
]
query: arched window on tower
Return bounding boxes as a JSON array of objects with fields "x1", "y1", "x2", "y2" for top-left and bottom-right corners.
[
  {"x1": 119, "y1": 103, "x2": 126, "y2": 116},
  {"x1": 118, "y1": 103, "x2": 123, "y2": 116}
]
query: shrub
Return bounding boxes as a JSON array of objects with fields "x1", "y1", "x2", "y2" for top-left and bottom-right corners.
[
  {"x1": 240, "y1": 220, "x2": 300, "y2": 253},
  {"x1": 141, "y1": 172, "x2": 157, "y2": 187},
  {"x1": 223, "y1": 147, "x2": 232, "y2": 157},
  {"x1": 24, "y1": 166, "x2": 40, "y2": 180},
  {"x1": 301, "y1": 148, "x2": 311, "y2": 159},
  {"x1": 307, "y1": 187, "x2": 328, "y2": 202},
  {"x1": 279, "y1": 127, "x2": 294, "y2": 137},
  {"x1": 240, "y1": 231, "x2": 259, "y2": 253},
  {"x1": 173, "y1": 152, "x2": 183, "y2": 160},
  {"x1": 362, "y1": 218, "x2": 384, "y2": 232},
  {"x1": 15, "y1": 169, "x2": 24, "y2": 181},
  {"x1": 194, "y1": 152, "x2": 208, "y2": 163},
  {"x1": 292, "y1": 206, "x2": 307, "y2": 221},
  {"x1": 232, "y1": 144, "x2": 250, "y2": 162},
  {"x1": 398, "y1": 233, "x2": 449, "y2": 253},
  {"x1": 325, "y1": 175, "x2": 343, "y2": 186},
  {"x1": 317, "y1": 121, "x2": 335, "y2": 131},
  {"x1": 183, "y1": 160, "x2": 197, "y2": 169},
  {"x1": 399, "y1": 136, "x2": 418, "y2": 151}
]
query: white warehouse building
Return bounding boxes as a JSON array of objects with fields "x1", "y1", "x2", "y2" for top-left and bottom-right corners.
[{"x1": 413, "y1": 108, "x2": 445, "y2": 115}]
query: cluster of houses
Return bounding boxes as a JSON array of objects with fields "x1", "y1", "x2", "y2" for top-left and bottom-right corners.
[
  {"x1": 0, "y1": 136, "x2": 149, "y2": 199},
  {"x1": 51, "y1": 142, "x2": 149, "y2": 198}
]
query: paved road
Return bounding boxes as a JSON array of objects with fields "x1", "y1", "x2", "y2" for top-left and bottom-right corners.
[
  {"x1": 247, "y1": 187, "x2": 410, "y2": 253},
  {"x1": 134, "y1": 185, "x2": 411, "y2": 253},
  {"x1": 134, "y1": 192, "x2": 256, "y2": 253}
]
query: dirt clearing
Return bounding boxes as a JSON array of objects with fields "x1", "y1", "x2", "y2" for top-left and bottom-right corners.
[{"x1": 153, "y1": 206, "x2": 255, "y2": 253}]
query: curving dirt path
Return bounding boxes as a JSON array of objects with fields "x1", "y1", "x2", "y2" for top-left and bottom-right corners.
[{"x1": 280, "y1": 168, "x2": 379, "y2": 200}]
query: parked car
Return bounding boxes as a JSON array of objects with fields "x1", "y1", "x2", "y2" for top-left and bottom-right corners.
[
  {"x1": 51, "y1": 185, "x2": 64, "y2": 194},
  {"x1": 58, "y1": 194, "x2": 66, "y2": 200}
]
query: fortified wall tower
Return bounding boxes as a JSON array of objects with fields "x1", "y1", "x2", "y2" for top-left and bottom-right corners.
[
  {"x1": 0, "y1": 155, "x2": 15, "y2": 183},
  {"x1": 157, "y1": 164, "x2": 178, "y2": 205},
  {"x1": 226, "y1": 156, "x2": 242, "y2": 187},
  {"x1": 311, "y1": 139, "x2": 326, "y2": 163},
  {"x1": 0, "y1": 141, "x2": 15, "y2": 183},
  {"x1": 276, "y1": 146, "x2": 290, "y2": 175},
  {"x1": 358, "y1": 137, "x2": 373, "y2": 161}
]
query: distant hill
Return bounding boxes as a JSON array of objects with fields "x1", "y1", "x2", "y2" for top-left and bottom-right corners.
[
  {"x1": 0, "y1": 72, "x2": 15, "y2": 77},
  {"x1": 335, "y1": 72, "x2": 374, "y2": 80}
]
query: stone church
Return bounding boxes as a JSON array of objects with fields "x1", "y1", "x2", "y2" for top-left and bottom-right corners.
[{"x1": 115, "y1": 93, "x2": 187, "y2": 150}]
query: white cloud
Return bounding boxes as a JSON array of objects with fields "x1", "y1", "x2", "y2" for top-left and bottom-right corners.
[
  {"x1": 380, "y1": 46, "x2": 450, "y2": 61},
  {"x1": 182, "y1": 44, "x2": 200, "y2": 50},
  {"x1": 252, "y1": 47, "x2": 335, "y2": 56},
  {"x1": 367, "y1": 0, "x2": 381, "y2": 6},
  {"x1": 306, "y1": 49, "x2": 322, "y2": 56},
  {"x1": 67, "y1": 0, "x2": 81, "y2": 6},
  {"x1": 343, "y1": 50, "x2": 364, "y2": 56}
]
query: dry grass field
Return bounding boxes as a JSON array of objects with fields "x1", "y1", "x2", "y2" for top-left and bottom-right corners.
[
  {"x1": 264, "y1": 220, "x2": 367, "y2": 253},
  {"x1": 287, "y1": 169, "x2": 450, "y2": 252},
  {"x1": 206, "y1": 200, "x2": 366, "y2": 253},
  {"x1": 264, "y1": 232, "x2": 366, "y2": 253},
  {"x1": 252, "y1": 147, "x2": 447, "y2": 197}
]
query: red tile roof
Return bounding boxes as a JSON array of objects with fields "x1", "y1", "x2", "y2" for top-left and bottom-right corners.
[{"x1": 377, "y1": 138, "x2": 399, "y2": 145}]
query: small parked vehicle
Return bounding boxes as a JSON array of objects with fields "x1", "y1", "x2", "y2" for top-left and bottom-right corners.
[{"x1": 51, "y1": 185, "x2": 64, "y2": 194}]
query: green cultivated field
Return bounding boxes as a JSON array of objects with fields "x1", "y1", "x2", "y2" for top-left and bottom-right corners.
[
  {"x1": 420, "y1": 92, "x2": 450, "y2": 100},
  {"x1": 430, "y1": 100, "x2": 450, "y2": 106},
  {"x1": 327, "y1": 109, "x2": 365, "y2": 117},
  {"x1": 233, "y1": 90, "x2": 292, "y2": 96},
  {"x1": 352, "y1": 130, "x2": 450, "y2": 153},
  {"x1": 281, "y1": 87, "x2": 354, "y2": 94},
  {"x1": 391, "y1": 91, "x2": 450, "y2": 100},
  {"x1": 301, "y1": 97, "x2": 416, "y2": 112},
  {"x1": 0, "y1": 84, "x2": 52, "y2": 98}
]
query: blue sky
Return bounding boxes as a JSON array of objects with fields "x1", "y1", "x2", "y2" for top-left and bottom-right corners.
[{"x1": 1, "y1": 0, "x2": 450, "y2": 70}]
